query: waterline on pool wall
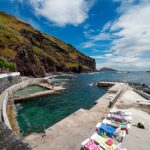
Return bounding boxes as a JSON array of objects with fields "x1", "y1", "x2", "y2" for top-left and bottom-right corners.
[{"x1": 14, "y1": 85, "x2": 49, "y2": 96}]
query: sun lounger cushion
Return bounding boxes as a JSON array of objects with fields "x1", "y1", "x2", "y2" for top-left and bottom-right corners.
[
  {"x1": 108, "y1": 114, "x2": 132, "y2": 122},
  {"x1": 110, "y1": 110, "x2": 132, "y2": 116},
  {"x1": 98, "y1": 123, "x2": 116, "y2": 137},
  {"x1": 110, "y1": 123, "x2": 127, "y2": 129},
  {"x1": 91, "y1": 133, "x2": 116, "y2": 150},
  {"x1": 84, "y1": 139, "x2": 101, "y2": 150},
  {"x1": 106, "y1": 139, "x2": 113, "y2": 146},
  {"x1": 103, "y1": 119, "x2": 130, "y2": 131}
]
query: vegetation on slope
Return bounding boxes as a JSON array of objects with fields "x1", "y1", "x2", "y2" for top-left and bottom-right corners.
[
  {"x1": 0, "y1": 11, "x2": 95, "y2": 77},
  {"x1": 0, "y1": 56, "x2": 16, "y2": 71}
]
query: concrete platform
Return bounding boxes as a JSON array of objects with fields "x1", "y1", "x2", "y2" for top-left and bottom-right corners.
[{"x1": 119, "y1": 108, "x2": 150, "y2": 150}]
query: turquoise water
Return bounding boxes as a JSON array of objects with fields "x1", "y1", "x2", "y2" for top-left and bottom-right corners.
[
  {"x1": 15, "y1": 85, "x2": 48, "y2": 96},
  {"x1": 15, "y1": 71, "x2": 150, "y2": 134}
]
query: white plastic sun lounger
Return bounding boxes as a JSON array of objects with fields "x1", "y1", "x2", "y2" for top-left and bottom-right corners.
[
  {"x1": 81, "y1": 138, "x2": 101, "y2": 150},
  {"x1": 109, "y1": 110, "x2": 132, "y2": 116},
  {"x1": 90, "y1": 133, "x2": 117, "y2": 150},
  {"x1": 96, "y1": 123, "x2": 126, "y2": 142},
  {"x1": 96, "y1": 121, "x2": 131, "y2": 130},
  {"x1": 81, "y1": 138, "x2": 90, "y2": 147},
  {"x1": 107, "y1": 113, "x2": 132, "y2": 122},
  {"x1": 102, "y1": 119, "x2": 131, "y2": 129}
]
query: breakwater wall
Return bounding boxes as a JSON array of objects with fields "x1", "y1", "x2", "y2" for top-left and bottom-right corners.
[
  {"x1": 134, "y1": 89, "x2": 150, "y2": 100},
  {"x1": 110, "y1": 88, "x2": 122, "y2": 106},
  {"x1": 0, "y1": 72, "x2": 21, "y2": 94}
]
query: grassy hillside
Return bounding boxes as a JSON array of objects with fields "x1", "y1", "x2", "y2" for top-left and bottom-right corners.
[{"x1": 0, "y1": 11, "x2": 95, "y2": 77}]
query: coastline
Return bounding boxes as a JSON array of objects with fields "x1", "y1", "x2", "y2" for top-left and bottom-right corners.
[{"x1": 0, "y1": 74, "x2": 150, "y2": 150}]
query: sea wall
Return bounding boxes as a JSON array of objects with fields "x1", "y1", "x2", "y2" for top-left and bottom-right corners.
[
  {"x1": 134, "y1": 89, "x2": 150, "y2": 100},
  {"x1": 0, "y1": 72, "x2": 21, "y2": 94},
  {"x1": 110, "y1": 89, "x2": 122, "y2": 105},
  {"x1": 2, "y1": 91, "x2": 10, "y2": 128}
]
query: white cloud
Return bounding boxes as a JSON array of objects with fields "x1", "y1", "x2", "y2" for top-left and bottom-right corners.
[
  {"x1": 90, "y1": 55, "x2": 105, "y2": 59},
  {"x1": 81, "y1": 41, "x2": 96, "y2": 48},
  {"x1": 81, "y1": 26, "x2": 113, "y2": 48},
  {"x1": 106, "y1": 0, "x2": 150, "y2": 70},
  {"x1": 83, "y1": 24, "x2": 90, "y2": 29},
  {"x1": 82, "y1": 0, "x2": 150, "y2": 71},
  {"x1": 91, "y1": 53, "x2": 113, "y2": 59},
  {"x1": 111, "y1": 2, "x2": 150, "y2": 55},
  {"x1": 27, "y1": 0, "x2": 95, "y2": 26},
  {"x1": 81, "y1": 33, "x2": 111, "y2": 48},
  {"x1": 96, "y1": 56, "x2": 150, "y2": 71},
  {"x1": 94, "y1": 32, "x2": 112, "y2": 41},
  {"x1": 101, "y1": 21, "x2": 112, "y2": 32}
]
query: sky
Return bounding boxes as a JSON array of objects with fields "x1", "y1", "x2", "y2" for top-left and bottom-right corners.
[{"x1": 0, "y1": 0, "x2": 150, "y2": 71}]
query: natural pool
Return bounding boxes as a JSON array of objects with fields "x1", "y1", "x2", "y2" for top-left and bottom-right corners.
[
  {"x1": 15, "y1": 71, "x2": 150, "y2": 134},
  {"x1": 15, "y1": 85, "x2": 48, "y2": 96}
]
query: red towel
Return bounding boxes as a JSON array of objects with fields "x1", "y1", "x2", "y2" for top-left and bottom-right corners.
[{"x1": 106, "y1": 139, "x2": 113, "y2": 146}]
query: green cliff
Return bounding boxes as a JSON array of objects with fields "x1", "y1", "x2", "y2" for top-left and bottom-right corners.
[{"x1": 0, "y1": 11, "x2": 95, "y2": 77}]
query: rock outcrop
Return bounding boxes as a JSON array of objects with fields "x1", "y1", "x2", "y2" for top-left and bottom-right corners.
[
  {"x1": 0, "y1": 11, "x2": 95, "y2": 77},
  {"x1": 0, "y1": 122, "x2": 31, "y2": 150},
  {"x1": 98, "y1": 67, "x2": 117, "y2": 72}
]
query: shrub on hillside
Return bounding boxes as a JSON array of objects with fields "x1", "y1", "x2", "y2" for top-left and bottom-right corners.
[{"x1": 0, "y1": 56, "x2": 16, "y2": 71}]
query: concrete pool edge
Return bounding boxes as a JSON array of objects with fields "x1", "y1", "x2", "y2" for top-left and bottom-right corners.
[
  {"x1": 0, "y1": 77, "x2": 65, "y2": 133},
  {"x1": 0, "y1": 77, "x2": 44, "y2": 130}
]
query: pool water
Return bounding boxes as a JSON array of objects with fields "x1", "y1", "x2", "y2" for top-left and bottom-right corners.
[
  {"x1": 15, "y1": 85, "x2": 48, "y2": 96},
  {"x1": 15, "y1": 71, "x2": 150, "y2": 134}
]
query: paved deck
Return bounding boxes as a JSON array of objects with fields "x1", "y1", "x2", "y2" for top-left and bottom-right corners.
[
  {"x1": 120, "y1": 108, "x2": 150, "y2": 150},
  {"x1": 114, "y1": 89, "x2": 150, "y2": 150}
]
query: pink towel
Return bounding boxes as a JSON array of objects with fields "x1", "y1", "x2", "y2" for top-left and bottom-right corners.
[{"x1": 84, "y1": 140, "x2": 101, "y2": 150}]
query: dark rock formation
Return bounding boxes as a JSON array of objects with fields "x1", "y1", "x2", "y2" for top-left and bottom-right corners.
[
  {"x1": 0, "y1": 11, "x2": 95, "y2": 77},
  {"x1": 128, "y1": 82, "x2": 150, "y2": 94},
  {"x1": 0, "y1": 122, "x2": 31, "y2": 150}
]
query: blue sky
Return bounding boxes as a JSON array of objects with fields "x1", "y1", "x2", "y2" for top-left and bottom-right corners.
[{"x1": 0, "y1": 0, "x2": 150, "y2": 70}]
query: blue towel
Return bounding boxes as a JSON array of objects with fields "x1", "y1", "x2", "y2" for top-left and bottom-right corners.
[{"x1": 98, "y1": 123, "x2": 116, "y2": 137}]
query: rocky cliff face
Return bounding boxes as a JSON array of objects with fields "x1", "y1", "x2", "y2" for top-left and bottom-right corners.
[{"x1": 0, "y1": 11, "x2": 95, "y2": 77}]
